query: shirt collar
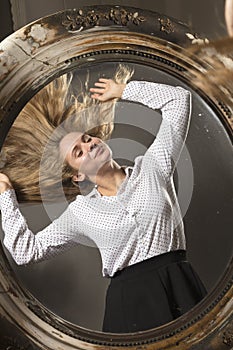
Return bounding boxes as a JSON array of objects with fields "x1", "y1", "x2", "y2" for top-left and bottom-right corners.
[{"x1": 86, "y1": 166, "x2": 133, "y2": 198}]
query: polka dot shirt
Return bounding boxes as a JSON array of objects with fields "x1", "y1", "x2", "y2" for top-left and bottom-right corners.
[{"x1": 0, "y1": 81, "x2": 192, "y2": 277}]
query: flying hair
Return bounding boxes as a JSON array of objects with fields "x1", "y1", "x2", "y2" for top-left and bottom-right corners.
[{"x1": 0, "y1": 64, "x2": 134, "y2": 202}]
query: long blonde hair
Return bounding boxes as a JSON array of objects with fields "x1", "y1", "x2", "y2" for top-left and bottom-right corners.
[{"x1": 1, "y1": 65, "x2": 133, "y2": 202}]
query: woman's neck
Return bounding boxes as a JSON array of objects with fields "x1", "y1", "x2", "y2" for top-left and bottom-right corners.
[{"x1": 94, "y1": 161, "x2": 126, "y2": 196}]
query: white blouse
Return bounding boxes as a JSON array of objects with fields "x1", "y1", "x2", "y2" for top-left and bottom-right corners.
[{"x1": 0, "y1": 81, "x2": 192, "y2": 277}]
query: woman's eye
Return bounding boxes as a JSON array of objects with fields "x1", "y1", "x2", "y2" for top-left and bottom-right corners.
[
  {"x1": 83, "y1": 134, "x2": 91, "y2": 143},
  {"x1": 77, "y1": 150, "x2": 83, "y2": 158}
]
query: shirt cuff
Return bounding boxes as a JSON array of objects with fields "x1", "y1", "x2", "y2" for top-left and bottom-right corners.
[{"x1": 0, "y1": 189, "x2": 18, "y2": 212}]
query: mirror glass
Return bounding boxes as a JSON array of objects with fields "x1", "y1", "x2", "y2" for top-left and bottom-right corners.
[{"x1": 0, "y1": 61, "x2": 232, "y2": 332}]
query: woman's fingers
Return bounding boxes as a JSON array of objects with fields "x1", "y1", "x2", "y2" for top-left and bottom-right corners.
[
  {"x1": 90, "y1": 84, "x2": 108, "y2": 97},
  {"x1": 94, "y1": 82, "x2": 107, "y2": 88},
  {"x1": 225, "y1": 0, "x2": 233, "y2": 36},
  {"x1": 0, "y1": 173, "x2": 12, "y2": 193},
  {"x1": 98, "y1": 78, "x2": 110, "y2": 83},
  {"x1": 90, "y1": 87, "x2": 105, "y2": 93},
  {"x1": 0, "y1": 182, "x2": 12, "y2": 193},
  {"x1": 90, "y1": 93, "x2": 101, "y2": 100},
  {"x1": 0, "y1": 173, "x2": 10, "y2": 183},
  {"x1": 93, "y1": 78, "x2": 112, "y2": 89},
  {"x1": 90, "y1": 78, "x2": 121, "y2": 101}
]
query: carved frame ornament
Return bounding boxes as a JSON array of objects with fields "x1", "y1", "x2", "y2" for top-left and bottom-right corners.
[{"x1": 0, "y1": 5, "x2": 232, "y2": 350}]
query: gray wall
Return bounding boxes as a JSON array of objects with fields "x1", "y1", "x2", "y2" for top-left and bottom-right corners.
[{"x1": 8, "y1": 0, "x2": 228, "y2": 39}]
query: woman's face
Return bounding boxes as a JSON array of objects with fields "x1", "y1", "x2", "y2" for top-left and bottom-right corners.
[{"x1": 59, "y1": 132, "x2": 113, "y2": 182}]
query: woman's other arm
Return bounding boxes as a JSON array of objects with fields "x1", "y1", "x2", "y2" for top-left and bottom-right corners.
[{"x1": 0, "y1": 178, "x2": 81, "y2": 265}]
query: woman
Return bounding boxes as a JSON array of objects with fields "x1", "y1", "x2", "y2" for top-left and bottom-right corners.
[{"x1": 0, "y1": 69, "x2": 207, "y2": 333}]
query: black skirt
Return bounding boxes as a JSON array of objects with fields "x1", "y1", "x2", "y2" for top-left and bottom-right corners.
[{"x1": 102, "y1": 250, "x2": 207, "y2": 333}]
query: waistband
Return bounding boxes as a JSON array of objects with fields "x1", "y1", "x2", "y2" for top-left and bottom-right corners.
[{"x1": 112, "y1": 250, "x2": 187, "y2": 281}]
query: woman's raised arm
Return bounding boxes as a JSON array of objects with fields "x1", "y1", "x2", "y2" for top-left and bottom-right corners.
[{"x1": 121, "y1": 80, "x2": 192, "y2": 179}]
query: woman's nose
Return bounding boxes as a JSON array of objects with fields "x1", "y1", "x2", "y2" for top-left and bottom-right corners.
[{"x1": 81, "y1": 142, "x2": 92, "y2": 153}]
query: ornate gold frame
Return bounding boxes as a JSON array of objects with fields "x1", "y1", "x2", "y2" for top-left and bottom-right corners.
[{"x1": 0, "y1": 5, "x2": 232, "y2": 350}]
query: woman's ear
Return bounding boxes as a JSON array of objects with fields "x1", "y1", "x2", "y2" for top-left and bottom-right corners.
[{"x1": 72, "y1": 173, "x2": 86, "y2": 183}]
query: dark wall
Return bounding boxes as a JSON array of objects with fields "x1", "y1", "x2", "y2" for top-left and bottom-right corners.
[
  {"x1": 0, "y1": 0, "x2": 228, "y2": 41},
  {"x1": 0, "y1": 0, "x2": 13, "y2": 41}
]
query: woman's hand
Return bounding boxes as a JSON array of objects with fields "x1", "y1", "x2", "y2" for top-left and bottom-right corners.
[
  {"x1": 0, "y1": 173, "x2": 13, "y2": 193},
  {"x1": 225, "y1": 0, "x2": 233, "y2": 36},
  {"x1": 90, "y1": 78, "x2": 126, "y2": 101}
]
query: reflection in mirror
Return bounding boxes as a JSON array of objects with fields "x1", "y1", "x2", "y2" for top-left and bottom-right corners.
[{"x1": 0, "y1": 62, "x2": 232, "y2": 332}]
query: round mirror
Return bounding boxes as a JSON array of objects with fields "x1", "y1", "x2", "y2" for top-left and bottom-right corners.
[{"x1": 0, "y1": 5, "x2": 232, "y2": 350}]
